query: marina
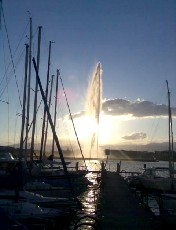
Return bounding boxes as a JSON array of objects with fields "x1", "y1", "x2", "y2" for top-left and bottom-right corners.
[
  {"x1": 1, "y1": 148, "x2": 176, "y2": 229},
  {"x1": 1, "y1": 0, "x2": 176, "y2": 229}
]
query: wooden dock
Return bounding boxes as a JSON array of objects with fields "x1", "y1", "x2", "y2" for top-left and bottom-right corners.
[{"x1": 97, "y1": 171, "x2": 161, "y2": 230}]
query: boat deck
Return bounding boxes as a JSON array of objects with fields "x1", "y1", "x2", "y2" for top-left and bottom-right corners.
[{"x1": 98, "y1": 171, "x2": 161, "y2": 230}]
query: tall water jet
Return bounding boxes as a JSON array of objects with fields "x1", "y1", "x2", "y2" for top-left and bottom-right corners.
[{"x1": 85, "y1": 62, "x2": 103, "y2": 158}]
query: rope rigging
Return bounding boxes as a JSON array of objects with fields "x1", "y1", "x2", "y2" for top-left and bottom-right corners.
[
  {"x1": 0, "y1": 19, "x2": 29, "y2": 96},
  {"x1": 59, "y1": 73, "x2": 88, "y2": 171},
  {"x1": 1, "y1": 3, "x2": 22, "y2": 108}
]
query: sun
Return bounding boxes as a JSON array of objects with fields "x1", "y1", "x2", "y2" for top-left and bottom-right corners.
[
  {"x1": 74, "y1": 115, "x2": 98, "y2": 140},
  {"x1": 73, "y1": 114, "x2": 112, "y2": 145}
]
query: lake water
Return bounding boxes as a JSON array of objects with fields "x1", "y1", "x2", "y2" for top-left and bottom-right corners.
[{"x1": 68, "y1": 159, "x2": 173, "y2": 172}]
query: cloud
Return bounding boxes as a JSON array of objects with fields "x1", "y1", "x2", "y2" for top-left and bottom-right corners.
[
  {"x1": 122, "y1": 132, "x2": 147, "y2": 140},
  {"x1": 102, "y1": 98, "x2": 176, "y2": 118}
]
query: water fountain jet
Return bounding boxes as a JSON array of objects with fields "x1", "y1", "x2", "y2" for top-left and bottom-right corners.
[{"x1": 85, "y1": 62, "x2": 103, "y2": 159}]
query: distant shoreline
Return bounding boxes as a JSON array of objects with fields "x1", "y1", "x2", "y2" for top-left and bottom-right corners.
[{"x1": 1, "y1": 146, "x2": 175, "y2": 162}]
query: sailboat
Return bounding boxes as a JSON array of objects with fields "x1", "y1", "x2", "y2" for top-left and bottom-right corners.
[
  {"x1": 0, "y1": 189, "x2": 72, "y2": 229},
  {"x1": 129, "y1": 81, "x2": 176, "y2": 193}
]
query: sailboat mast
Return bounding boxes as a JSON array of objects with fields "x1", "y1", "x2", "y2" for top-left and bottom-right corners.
[
  {"x1": 40, "y1": 41, "x2": 53, "y2": 161},
  {"x1": 51, "y1": 70, "x2": 59, "y2": 157},
  {"x1": 43, "y1": 75, "x2": 54, "y2": 156},
  {"x1": 30, "y1": 26, "x2": 42, "y2": 162},
  {"x1": 25, "y1": 17, "x2": 32, "y2": 158},
  {"x1": 166, "y1": 80, "x2": 174, "y2": 176},
  {"x1": 33, "y1": 58, "x2": 75, "y2": 198},
  {"x1": 19, "y1": 44, "x2": 29, "y2": 160}
]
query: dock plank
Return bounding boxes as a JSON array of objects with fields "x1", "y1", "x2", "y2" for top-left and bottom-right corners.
[{"x1": 98, "y1": 172, "x2": 158, "y2": 230}]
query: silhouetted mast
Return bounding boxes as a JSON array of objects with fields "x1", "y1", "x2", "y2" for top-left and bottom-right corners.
[
  {"x1": 30, "y1": 26, "x2": 42, "y2": 162},
  {"x1": 19, "y1": 44, "x2": 29, "y2": 160},
  {"x1": 166, "y1": 80, "x2": 174, "y2": 177},
  {"x1": 25, "y1": 17, "x2": 32, "y2": 158},
  {"x1": 51, "y1": 70, "x2": 59, "y2": 157},
  {"x1": 33, "y1": 58, "x2": 75, "y2": 198},
  {"x1": 43, "y1": 75, "x2": 54, "y2": 155},
  {"x1": 40, "y1": 41, "x2": 53, "y2": 161}
]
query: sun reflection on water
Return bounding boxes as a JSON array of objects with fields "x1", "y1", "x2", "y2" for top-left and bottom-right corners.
[{"x1": 76, "y1": 160, "x2": 101, "y2": 229}]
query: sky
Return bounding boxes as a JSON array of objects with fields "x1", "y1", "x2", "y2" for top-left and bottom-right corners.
[{"x1": 1, "y1": 0, "x2": 176, "y2": 154}]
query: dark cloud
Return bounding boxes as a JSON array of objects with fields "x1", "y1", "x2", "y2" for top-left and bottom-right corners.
[
  {"x1": 70, "y1": 98, "x2": 176, "y2": 119},
  {"x1": 102, "y1": 98, "x2": 176, "y2": 118},
  {"x1": 122, "y1": 132, "x2": 147, "y2": 140}
]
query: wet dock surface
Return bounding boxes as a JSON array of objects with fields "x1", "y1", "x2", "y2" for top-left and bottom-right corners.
[{"x1": 98, "y1": 171, "x2": 161, "y2": 230}]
